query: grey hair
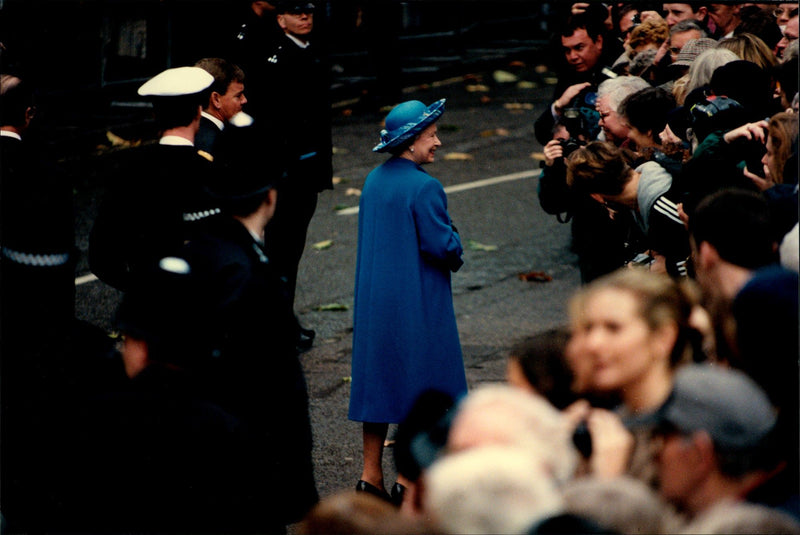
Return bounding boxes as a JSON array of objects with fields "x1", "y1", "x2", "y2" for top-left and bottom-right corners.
[
  {"x1": 685, "y1": 48, "x2": 739, "y2": 95},
  {"x1": 425, "y1": 445, "x2": 566, "y2": 535},
  {"x1": 597, "y1": 75, "x2": 652, "y2": 112},
  {"x1": 670, "y1": 19, "x2": 708, "y2": 38}
]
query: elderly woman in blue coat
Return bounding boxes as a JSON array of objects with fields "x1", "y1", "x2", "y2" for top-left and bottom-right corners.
[{"x1": 348, "y1": 99, "x2": 468, "y2": 506}]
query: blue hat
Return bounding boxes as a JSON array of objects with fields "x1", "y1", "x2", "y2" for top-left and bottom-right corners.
[{"x1": 373, "y1": 99, "x2": 446, "y2": 153}]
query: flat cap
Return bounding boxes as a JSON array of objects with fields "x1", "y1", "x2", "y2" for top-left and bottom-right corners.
[{"x1": 662, "y1": 364, "x2": 776, "y2": 451}]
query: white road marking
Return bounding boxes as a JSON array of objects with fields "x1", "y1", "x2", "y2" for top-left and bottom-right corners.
[
  {"x1": 76, "y1": 273, "x2": 99, "y2": 286},
  {"x1": 335, "y1": 168, "x2": 539, "y2": 216}
]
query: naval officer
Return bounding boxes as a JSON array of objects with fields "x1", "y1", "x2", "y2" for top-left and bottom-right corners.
[{"x1": 89, "y1": 66, "x2": 223, "y2": 291}]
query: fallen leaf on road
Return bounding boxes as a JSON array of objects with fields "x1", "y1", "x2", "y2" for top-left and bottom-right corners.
[
  {"x1": 517, "y1": 81, "x2": 538, "y2": 89},
  {"x1": 332, "y1": 177, "x2": 348, "y2": 185},
  {"x1": 106, "y1": 131, "x2": 138, "y2": 147},
  {"x1": 467, "y1": 239, "x2": 498, "y2": 252},
  {"x1": 531, "y1": 152, "x2": 546, "y2": 161},
  {"x1": 315, "y1": 303, "x2": 350, "y2": 311},
  {"x1": 518, "y1": 271, "x2": 553, "y2": 282},
  {"x1": 493, "y1": 70, "x2": 518, "y2": 83},
  {"x1": 509, "y1": 60, "x2": 526, "y2": 68},
  {"x1": 503, "y1": 102, "x2": 534, "y2": 110},
  {"x1": 544, "y1": 77, "x2": 559, "y2": 85},
  {"x1": 342, "y1": 376, "x2": 352, "y2": 383},
  {"x1": 479, "y1": 128, "x2": 509, "y2": 138},
  {"x1": 444, "y1": 152, "x2": 474, "y2": 161},
  {"x1": 535, "y1": 64, "x2": 549, "y2": 74},
  {"x1": 345, "y1": 188, "x2": 361, "y2": 196},
  {"x1": 312, "y1": 240, "x2": 333, "y2": 250},
  {"x1": 466, "y1": 84, "x2": 491, "y2": 93},
  {"x1": 332, "y1": 147, "x2": 349, "y2": 154}
]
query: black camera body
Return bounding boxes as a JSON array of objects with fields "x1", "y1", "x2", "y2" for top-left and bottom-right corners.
[
  {"x1": 738, "y1": 136, "x2": 767, "y2": 178},
  {"x1": 559, "y1": 138, "x2": 583, "y2": 159},
  {"x1": 572, "y1": 420, "x2": 593, "y2": 459}
]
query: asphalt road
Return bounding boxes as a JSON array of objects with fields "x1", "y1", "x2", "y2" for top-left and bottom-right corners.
[{"x1": 73, "y1": 60, "x2": 582, "y2": 502}]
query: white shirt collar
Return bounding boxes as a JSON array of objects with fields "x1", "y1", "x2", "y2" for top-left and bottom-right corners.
[
  {"x1": 159, "y1": 135, "x2": 194, "y2": 147},
  {"x1": 247, "y1": 228, "x2": 264, "y2": 245},
  {"x1": 1, "y1": 130, "x2": 22, "y2": 141},
  {"x1": 201, "y1": 111, "x2": 225, "y2": 131},
  {"x1": 286, "y1": 33, "x2": 310, "y2": 48}
]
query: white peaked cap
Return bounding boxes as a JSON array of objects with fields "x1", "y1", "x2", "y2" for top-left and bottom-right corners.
[{"x1": 137, "y1": 66, "x2": 214, "y2": 97}]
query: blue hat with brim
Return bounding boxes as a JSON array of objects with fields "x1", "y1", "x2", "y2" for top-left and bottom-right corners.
[{"x1": 373, "y1": 98, "x2": 446, "y2": 153}]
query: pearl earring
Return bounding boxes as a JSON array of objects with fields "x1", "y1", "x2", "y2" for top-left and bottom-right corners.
[{"x1": 409, "y1": 146, "x2": 415, "y2": 153}]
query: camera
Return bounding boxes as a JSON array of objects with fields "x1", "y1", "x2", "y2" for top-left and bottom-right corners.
[
  {"x1": 559, "y1": 137, "x2": 583, "y2": 159},
  {"x1": 559, "y1": 108, "x2": 590, "y2": 159},
  {"x1": 572, "y1": 420, "x2": 593, "y2": 459},
  {"x1": 732, "y1": 130, "x2": 768, "y2": 178}
]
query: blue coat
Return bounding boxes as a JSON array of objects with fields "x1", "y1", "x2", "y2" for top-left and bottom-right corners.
[{"x1": 348, "y1": 157, "x2": 467, "y2": 423}]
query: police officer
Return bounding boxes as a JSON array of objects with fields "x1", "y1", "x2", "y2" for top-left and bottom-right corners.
[
  {"x1": 89, "y1": 66, "x2": 223, "y2": 291},
  {"x1": 0, "y1": 73, "x2": 76, "y2": 532},
  {"x1": 250, "y1": 1, "x2": 333, "y2": 350}
]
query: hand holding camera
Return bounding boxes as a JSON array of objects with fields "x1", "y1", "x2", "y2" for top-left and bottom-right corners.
[
  {"x1": 723, "y1": 120, "x2": 770, "y2": 179},
  {"x1": 565, "y1": 400, "x2": 635, "y2": 477}
]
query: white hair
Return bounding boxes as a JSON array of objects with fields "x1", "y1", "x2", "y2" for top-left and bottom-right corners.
[
  {"x1": 685, "y1": 48, "x2": 739, "y2": 95},
  {"x1": 597, "y1": 75, "x2": 652, "y2": 112},
  {"x1": 563, "y1": 476, "x2": 681, "y2": 534},
  {"x1": 447, "y1": 383, "x2": 578, "y2": 484},
  {"x1": 424, "y1": 445, "x2": 565, "y2": 535}
]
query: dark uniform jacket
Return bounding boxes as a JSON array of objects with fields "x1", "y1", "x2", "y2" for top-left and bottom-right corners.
[
  {"x1": 250, "y1": 34, "x2": 333, "y2": 193},
  {"x1": 89, "y1": 143, "x2": 221, "y2": 291},
  {"x1": 227, "y1": 5, "x2": 284, "y2": 79},
  {"x1": 0, "y1": 134, "x2": 77, "y2": 531},
  {"x1": 195, "y1": 115, "x2": 223, "y2": 158},
  {"x1": 183, "y1": 216, "x2": 319, "y2": 525},
  {"x1": 0, "y1": 134, "x2": 75, "y2": 344}
]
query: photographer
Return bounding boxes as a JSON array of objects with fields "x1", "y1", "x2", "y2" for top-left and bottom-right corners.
[
  {"x1": 564, "y1": 268, "x2": 705, "y2": 487},
  {"x1": 534, "y1": 12, "x2": 615, "y2": 145},
  {"x1": 566, "y1": 141, "x2": 691, "y2": 278},
  {"x1": 723, "y1": 113, "x2": 799, "y2": 241},
  {"x1": 538, "y1": 118, "x2": 643, "y2": 283}
]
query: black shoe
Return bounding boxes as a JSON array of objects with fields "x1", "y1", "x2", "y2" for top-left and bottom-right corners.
[
  {"x1": 390, "y1": 482, "x2": 406, "y2": 506},
  {"x1": 355, "y1": 480, "x2": 392, "y2": 503},
  {"x1": 297, "y1": 327, "x2": 315, "y2": 352}
]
